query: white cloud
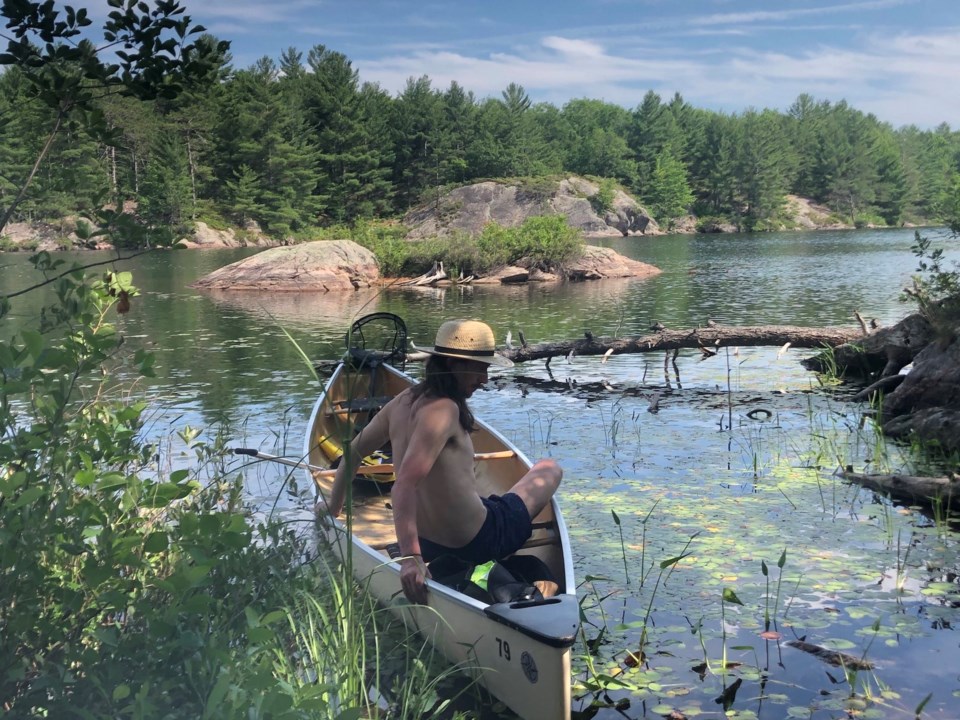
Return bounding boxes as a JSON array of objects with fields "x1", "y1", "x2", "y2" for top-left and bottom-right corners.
[
  {"x1": 355, "y1": 24, "x2": 959, "y2": 127},
  {"x1": 540, "y1": 37, "x2": 607, "y2": 59},
  {"x1": 690, "y1": 0, "x2": 912, "y2": 28}
]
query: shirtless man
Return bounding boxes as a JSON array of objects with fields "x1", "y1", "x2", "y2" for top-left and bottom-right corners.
[{"x1": 317, "y1": 319, "x2": 562, "y2": 604}]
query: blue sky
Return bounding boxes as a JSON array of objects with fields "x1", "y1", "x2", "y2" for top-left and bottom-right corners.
[{"x1": 130, "y1": 1, "x2": 960, "y2": 128}]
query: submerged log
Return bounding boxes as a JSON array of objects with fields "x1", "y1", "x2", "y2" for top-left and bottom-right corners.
[
  {"x1": 500, "y1": 325, "x2": 861, "y2": 364},
  {"x1": 785, "y1": 639, "x2": 874, "y2": 670},
  {"x1": 841, "y1": 469, "x2": 960, "y2": 509}
]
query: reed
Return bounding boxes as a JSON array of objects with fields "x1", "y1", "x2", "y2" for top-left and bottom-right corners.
[{"x1": 611, "y1": 510, "x2": 630, "y2": 585}]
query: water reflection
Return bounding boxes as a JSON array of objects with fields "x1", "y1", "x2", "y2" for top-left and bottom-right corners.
[{"x1": 200, "y1": 286, "x2": 386, "y2": 337}]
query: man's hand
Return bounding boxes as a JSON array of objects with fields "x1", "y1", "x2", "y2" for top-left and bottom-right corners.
[
  {"x1": 400, "y1": 555, "x2": 431, "y2": 604},
  {"x1": 314, "y1": 497, "x2": 341, "y2": 526}
]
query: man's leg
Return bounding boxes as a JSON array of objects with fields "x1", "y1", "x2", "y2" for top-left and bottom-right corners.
[{"x1": 507, "y1": 458, "x2": 562, "y2": 520}]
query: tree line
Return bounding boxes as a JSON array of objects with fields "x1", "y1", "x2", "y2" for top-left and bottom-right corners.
[{"x1": 2, "y1": 35, "x2": 959, "y2": 241}]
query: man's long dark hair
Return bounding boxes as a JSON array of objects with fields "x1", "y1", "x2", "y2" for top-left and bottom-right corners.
[{"x1": 409, "y1": 355, "x2": 476, "y2": 432}]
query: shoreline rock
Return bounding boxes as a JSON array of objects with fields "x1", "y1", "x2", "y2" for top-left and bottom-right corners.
[
  {"x1": 194, "y1": 239, "x2": 661, "y2": 292},
  {"x1": 191, "y1": 240, "x2": 379, "y2": 292},
  {"x1": 403, "y1": 176, "x2": 656, "y2": 240}
]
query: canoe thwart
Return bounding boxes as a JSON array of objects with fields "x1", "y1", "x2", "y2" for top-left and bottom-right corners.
[
  {"x1": 333, "y1": 396, "x2": 392, "y2": 413},
  {"x1": 313, "y1": 464, "x2": 396, "y2": 478},
  {"x1": 475, "y1": 450, "x2": 516, "y2": 460}
]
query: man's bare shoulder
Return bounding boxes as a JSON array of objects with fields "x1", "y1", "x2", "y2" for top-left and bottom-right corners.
[{"x1": 381, "y1": 389, "x2": 455, "y2": 422}]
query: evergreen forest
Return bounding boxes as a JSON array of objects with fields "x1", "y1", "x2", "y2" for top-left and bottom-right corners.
[{"x1": 2, "y1": 31, "x2": 960, "y2": 242}]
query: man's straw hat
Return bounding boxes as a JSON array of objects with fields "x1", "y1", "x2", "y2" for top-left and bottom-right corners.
[{"x1": 413, "y1": 319, "x2": 514, "y2": 367}]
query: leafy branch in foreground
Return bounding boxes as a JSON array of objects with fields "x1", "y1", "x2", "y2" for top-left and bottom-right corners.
[
  {"x1": 903, "y1": 231, "x2": 960, "y2": 333},
  {"x1": 0, "y1": 0, "x2": 229, "y2": 238}
]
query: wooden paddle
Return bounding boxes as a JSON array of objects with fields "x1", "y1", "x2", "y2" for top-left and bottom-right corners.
[{"x1": 232, "y1": 448, "x2": 515, "y2": 477}]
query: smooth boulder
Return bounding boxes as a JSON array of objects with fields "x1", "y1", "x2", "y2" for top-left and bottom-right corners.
[{"x1": 191, "y1": 240, "x2": 379, "y2": 292}]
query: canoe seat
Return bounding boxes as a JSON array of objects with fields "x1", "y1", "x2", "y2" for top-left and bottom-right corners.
[
  {"x1": 521, "y1": 521, "x2": 560, "y2": 549},
  {"x1": 333, "y1": 396, "x2": 391, "y2": 413}
]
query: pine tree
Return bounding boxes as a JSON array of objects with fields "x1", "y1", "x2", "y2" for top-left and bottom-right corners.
[
  {"x1": 646, "y1": 147, "x2": 694, "y2": 229},
  {"x1": 560, "y1": 99, "x2": 636, "y2": 184},
  {"x1": 733, "y1": 110, "x2": 793, "y2": 229},
  {"x1": 224, "y1": 165, "x2": 263, "y2": 226},
  {"x1": 785, "y1": 94, "x2": 829, "y2": 199},
  {"x1": 392, "y1": 75, "x2": 443, "y2": 210},
  {"x1": 139, "y1": 131, "x2": 193, "y2": 229},
  {"x1": 468, "y1": 84, "x2": 556, "y2": 178},
  {"x1": 870, "y1": 128, "x2": 908, "y2": 225},
  {"x1": 306, "y1": 46, "x2": 393, "y2": 223},
  {"x1": 213, "y1": 59, "x2": 320, "y2": 236},
  {"x1": 628, "y1": 91, "x2": 684, "y2": 196},
  {"x1": 813, "y1": 104, "x2": 877, "y2": 222},
  {"x1": 438, "y1": 81, "x2": 477, "y2": 186}
]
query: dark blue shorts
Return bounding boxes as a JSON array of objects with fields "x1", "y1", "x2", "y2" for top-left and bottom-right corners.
[{"x1": 419, "y1": 493, "x2": 533, "y2": 564}]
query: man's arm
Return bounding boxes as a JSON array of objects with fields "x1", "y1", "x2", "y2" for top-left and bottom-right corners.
[
  {"x1": 391, "y1": 398, "x2": 458, "y2": 603},
  {"x1": 322, "y1": 404, "x2": 392, "y2": 517}
]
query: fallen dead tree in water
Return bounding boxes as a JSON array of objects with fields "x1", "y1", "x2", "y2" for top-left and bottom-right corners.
[
  {"x1": 840, "y1": 469, "x2": 960, "y2": 509},
  {"x1": 499, "y1": 324, "x2": 862, "y2": 364}
]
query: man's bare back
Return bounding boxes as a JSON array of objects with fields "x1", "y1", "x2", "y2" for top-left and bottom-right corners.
[{"x1": 372, "y1": 389, "x2": 488, "y2": 548}]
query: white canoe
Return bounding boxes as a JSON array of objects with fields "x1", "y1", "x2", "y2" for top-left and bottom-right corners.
[{"x1": 304, "y1": 355, "x2": 579, "y2": 719}]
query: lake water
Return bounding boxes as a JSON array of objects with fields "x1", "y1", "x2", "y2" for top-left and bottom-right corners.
[{"x1": 3, "y1": 227, "x2": 959, "y2": 718}]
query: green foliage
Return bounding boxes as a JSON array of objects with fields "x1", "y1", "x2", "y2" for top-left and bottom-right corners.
[
  {"x1": 2, "y1": 3, "x2": 958, "y2": 241},
  {"x1": 349, "y1": 215, "x2": 583, "y2": 278},
  {"x1": 0, "y1": 259, "x2": 458, "y2": 717},
  {"x1": 349, "y1": 220, "x2": 412, "y2": 276},
  {"x1": 694, "y1": 215, "x2": 731, "y2": 233},
  {"x1": 475, "y1": 215, "x2": 583, "y2": 271},
  {"x1": 0, "y1": 0, "x2": 229, "y2": 240},
  {"x1": 589, "y1": 178, "x2": 617, "y2": 215},
  {"x1": 510, "y1": 175, "x2": 563, "y2": 205},
  {"x1": 0, "y1": 263, "x2": 228, "y2": 714},
  {"x1": 645, "y1": 150, "x2": 694, "y2": 228},
  {"x1": 852, "y1": 211, "x2": 887, "y2": 229},
  {"x1": 903, "y1": 231, "x2": 960, "y2": 333},
  {"x1": 139, "y1": 131, "x2": 195, "y2": 227}
]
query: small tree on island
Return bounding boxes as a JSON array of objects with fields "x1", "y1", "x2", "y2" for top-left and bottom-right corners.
[{"x1": 645, "y1": 147, "x2": 694, "y2": 231}]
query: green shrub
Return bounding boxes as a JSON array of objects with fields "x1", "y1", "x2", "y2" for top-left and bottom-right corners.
[
  {"x1": 0, "y1": 259, "x2": 299, "y2": 716},
  {"x1": 853, "y1": 212, "x2": 887, "y2": 229},
  {"x1": 74, "y1": 217, "x2": 94, "y2": 239},
  {"x1": 475, "y1": 215, "x2": 583, "y2": 271},
  {"x1": 695, "y1": 215, "x2": 731, "y2": 233},
  {"x1": 904, "y1": 231, "x2": 960, "y2": 332},
  {"x1": 350, "y1": 220, "x2": 413, "y2": 276},
  {"x1": 350, "y1": 216, "x2": 584, "y2": 278},
  {"x1": 589, "y1": 178, "x2": 617, "y2": 215},
  {"x1": 0, "y1": 255, "x2": 460, "y2": 717},
  {"x1": 512, "y1": 176, "x2": 560, "y2": 206}
]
